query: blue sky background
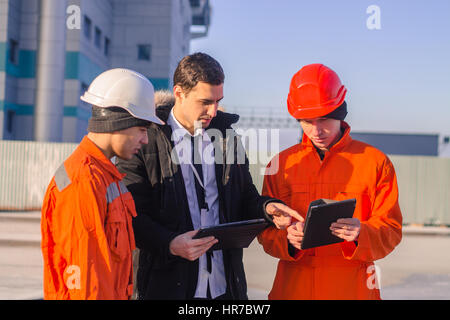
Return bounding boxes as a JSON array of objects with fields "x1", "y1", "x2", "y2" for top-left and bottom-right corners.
[{"x1": 191, "y1": 0, "x2": 450, "y2": 134}]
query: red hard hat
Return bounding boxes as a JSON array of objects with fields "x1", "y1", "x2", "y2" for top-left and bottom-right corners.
[{"x1": 287, "y1": 64, "x2": 347, "y2": 119}]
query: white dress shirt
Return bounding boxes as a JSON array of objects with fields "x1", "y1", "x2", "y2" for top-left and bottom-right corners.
[{"x1": 167, "y1": 109, "x2": 227, "y2": 299}]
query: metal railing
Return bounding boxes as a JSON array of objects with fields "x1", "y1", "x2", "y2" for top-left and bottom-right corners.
[{"x1": 225, "y1": 106, "x2": 299, "y2": 129}]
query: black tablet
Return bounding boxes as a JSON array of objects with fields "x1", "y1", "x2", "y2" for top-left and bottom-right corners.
[
  {"x1": 192, "y1": 218, "x2": 269, "y2": 251},
  {"x1": 301, "y1": 198, "x2": 356, "y2": 250}
]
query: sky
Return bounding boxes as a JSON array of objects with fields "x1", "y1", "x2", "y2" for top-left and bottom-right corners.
[{"x1": 191, "y1": 0, "x2": 450, "y2": 135}]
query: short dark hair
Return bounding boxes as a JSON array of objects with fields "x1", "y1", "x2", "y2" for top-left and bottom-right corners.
[{"x1": 173, "y1": 52, "x2": 225, "y2": 94}]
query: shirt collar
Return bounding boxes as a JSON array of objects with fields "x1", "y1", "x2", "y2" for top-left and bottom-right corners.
[
  {"x1": 79, "y1": 136, "x2": 125, "y2": 180},
  {"x1": 168, "y1": 108, "x2": 211, "y2": 143}
]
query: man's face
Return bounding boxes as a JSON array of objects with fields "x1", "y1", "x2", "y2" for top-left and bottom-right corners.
[
  {"x1": 174, "y1": 81, "x2": 224, "y2": 133},
  {"x1": 299, "y1": 117, "x2": 342, "y2": 151},
  {"x1": 110, "y1": 126, "x2": 149, "y2": 160}
]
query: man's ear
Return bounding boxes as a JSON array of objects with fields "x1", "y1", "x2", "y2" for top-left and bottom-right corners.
[{"x1": 173, "y1": 85, "x2": 185, "y2": 102}]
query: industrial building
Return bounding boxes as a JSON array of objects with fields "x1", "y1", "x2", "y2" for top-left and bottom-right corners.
[{"x1": 0, "y1": 0, "x2": 210, "y2": 142}]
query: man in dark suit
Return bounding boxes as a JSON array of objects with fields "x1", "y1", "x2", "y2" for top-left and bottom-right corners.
[{"x1": 116, "y1": 52, "x2": 300, "y2": 300}]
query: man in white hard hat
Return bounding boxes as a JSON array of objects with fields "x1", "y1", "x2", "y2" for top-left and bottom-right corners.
[{"x1": 41, "y1": 68, "x2": 163, "y2": 299}]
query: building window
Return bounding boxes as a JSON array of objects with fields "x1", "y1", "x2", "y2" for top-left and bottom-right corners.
[
  {"x1": 190, "y1": 0, "x2": 201, "y2": 8},
  {"x1": 6, "y1": 110, "x2": 15, "y2": 133},
  {"x1": 81, "y1": 82, "x2": 89, "y2": 94},
  {"x1": 95, "y1": 27, "x2": 102, "y2": 48},
  {"x1": 84, "y1": 15, "x2": 92, "y2": 39},
  {"x1": 104, "y1": 37, "x2": 110, "y2": 57},
  {"x1": 8, "y1": 39, "x2": 19, "y2": 65},
  {"x1": 137, "y1": 44, "x2": 151, "y2": 61},
  {"x1": 80, "y1": 82, "x2": 89, "y2": 108}
]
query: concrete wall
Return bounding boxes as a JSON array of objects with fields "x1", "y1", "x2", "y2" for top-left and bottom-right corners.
[
  {"x1": 109, "y1": 0, "x2": 192, "y2": 89},
  {"x1": 168, "y1": 0, "x2": 191, "y2": 87},
  {"x1": 60, "y1": 0, "x2": 113, "y2": 142}
]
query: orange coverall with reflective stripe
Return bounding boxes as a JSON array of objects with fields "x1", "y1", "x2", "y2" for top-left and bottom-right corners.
[
  {"x1": 258, "y1": 122, "x2": 402, "y2": 300},
  {"x1": 41, "y1": 136, "x2": 137, "y2": 300}
]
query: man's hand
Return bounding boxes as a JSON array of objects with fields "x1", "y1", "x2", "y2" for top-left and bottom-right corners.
[
  {"x1": 330, "y1": 218, "x2": 361, "y2": 242},
  {"x1": 266, "y1": 202, "x2": 304, "y2": 229},
  {"x1": 169, "y1": 230, "x2": 218, "y2": 261},
  {"x1": 287, "y1": 221, "x2": 305, "y2": 250}
]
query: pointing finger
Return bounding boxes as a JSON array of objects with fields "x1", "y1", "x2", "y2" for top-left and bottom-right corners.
[{"x1": 277, "y1": 204, "x2": 304, "y2": 222}]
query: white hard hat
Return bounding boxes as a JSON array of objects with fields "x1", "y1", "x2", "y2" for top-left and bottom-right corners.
[{"x1": 80, "y1": 68, "x2": 164, "y2": 125}]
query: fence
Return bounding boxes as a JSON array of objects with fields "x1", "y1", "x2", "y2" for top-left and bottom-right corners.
[
  {"x1": 0, "y1": 140, "x2": 77, "y2": 210},
  {"x1": 248, "y1": 155, "x2": 450, "y2": 226},
  {"x1": 390, "y1": 156, "x2": 450, "y2": 225},
  {"x1": 1, "y1": 140, "x2": 450, "y2": 225}
]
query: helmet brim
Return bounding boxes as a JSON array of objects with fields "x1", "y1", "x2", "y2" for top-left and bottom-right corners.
[{"x1": 81, "y1": 92, "x2": 165, "y2": 125}]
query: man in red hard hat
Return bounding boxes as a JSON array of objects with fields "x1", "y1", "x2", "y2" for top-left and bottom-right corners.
[{"x1": 257, "y1": 63, "x2": 403, "y2": 300}]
